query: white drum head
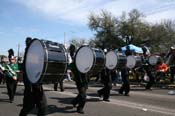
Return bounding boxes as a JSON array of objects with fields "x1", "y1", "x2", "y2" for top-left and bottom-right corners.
[
  {"x1": 25, "y1": 40, "x2": 45, "y2": 83},
  {"x1": 105, "y1": 51, "x2": 117, "y2": 70},
  {"x1": 75, "y1": 46, "x2": 94, "y2": 73},
  {"x1": 149, "y1": 55, "x2": 159, "y2": 65},
  {"x1": 126, "y1": 55, "x2": 136, "y2": 69}
]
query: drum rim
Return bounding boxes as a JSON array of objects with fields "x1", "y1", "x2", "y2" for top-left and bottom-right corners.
[
  {"x1": 74, "y1": 45, "x2": 95, "y2": 73},
  {"x1": 75, "y1": 46, "x2": 105, "y2": 74},
  {"x1": 105, "y1": 50, "x2": 117, "y2": 70},
  {"x1": 148, "y1": 55, "x2": 160, "y2": 65},
  {"x1": 25, "y1": 39, "x2": 46, "y2": 84},
  {"x1": 126, "y1": 55, "x2": 136, "y2": 69}
]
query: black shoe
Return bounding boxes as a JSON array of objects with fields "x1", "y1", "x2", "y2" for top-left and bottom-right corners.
[
  {"x1": 145, "y1": 88, "x2": 152, "y2": 91},
  {"x1": 97, "y1": 91, "x2": 102, "y2": 97},
  {"x1": 77, "y1": 108, "x2": 84, "y2": 114},
  {"x1": 9, "y1": 99, "x2": 13, "y2": 103},
  {"x1": 103, "y1": 99, "x2": 110, "y2": 102},
  {"x1": 60, "y1": 89, "x2": 64, "y2": 92},
  {"x1": 118, "y1": 91, "x2": 123, "y2": 95},
  {"x1": 124, "y1": 93, "x2": 129, "y2": 96}
]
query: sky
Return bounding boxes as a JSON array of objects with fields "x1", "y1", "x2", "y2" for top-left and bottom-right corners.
[{"x1": 1, "y1": 0, "x2": 175, "y2": 56}]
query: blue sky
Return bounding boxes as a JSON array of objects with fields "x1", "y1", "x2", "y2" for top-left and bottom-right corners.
[{"x1": 1, "y1": 0, "x2": 175, "y2": 56}]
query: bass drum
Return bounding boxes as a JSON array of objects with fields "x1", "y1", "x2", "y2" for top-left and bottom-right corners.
[
  {"x1": 75, "y1": 46, "x2": 105, "y2": 75},
  {"x1": 25, "y1": 39, "x2": 68, "y2": 84},
  {"x1": 126, "y1": 55, "x2": 142, "y2": 69},
  {"x1": 105, "y1": 51, "x2": 126, "y2": 70},
  {"x1": 148, "y1": 55, "x2": 162, "y2": 65}
]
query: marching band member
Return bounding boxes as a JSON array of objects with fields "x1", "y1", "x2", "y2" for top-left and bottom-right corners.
[
  {"x1": 141, "y1": 47, "x2": 155, "y2": 90},
  {"x1": 125, "y1": 46, "x2": 132, "y2": 56},
  {"x1": 53, "y1": 80, "x2": 64, "y2": 92},
  {"x1": 118, "y1": 47, "x2": 130, "y2": 96},
  {"x1": 69, "y1": 60, "x2": 88, "y2": 114},
  {"x1": 19, "y1": 37, "x2": 47, "y2": 116},
  {"x1": 97, "y1": 48, "x2": 113, "y2": 100},
  {"x1": 97, "y1": 67, "x2": 112, "y2": 101},
  {"x1": 1, "y1": 56, "x2": 19, "y2": 103},
  {"x1": 68, "y1": 47, "x2": 88, "y2": 114},
  {"x1": 166, "y1": 47, "x2": 175, "y2": 83},
  {"x1": 53, "y1": 52, "x2": 73, "y2": 92},
  {"x1": 118, "y1": 64, "x2": 130, "y2": 96}
]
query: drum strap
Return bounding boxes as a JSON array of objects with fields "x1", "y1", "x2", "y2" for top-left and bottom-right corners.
[
  {"x1": 108, "y1": 70, "x2": 112, "y2": 82},
  {"x1": 79, "y1": 73, "x2": 83, "y2": 83},
  {"x1": 32, "y1": 84, "x2": 43, "y2": 92},
  {"x1": 79, "y1": 73, "x2": 88, "y2": 84}
]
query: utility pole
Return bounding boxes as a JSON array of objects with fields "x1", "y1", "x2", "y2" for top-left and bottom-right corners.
[
  {"x1": 64, "y1": 32, "x2": 66, "y2": 47},
  {"x1": 17, "y1": 43, "x2": 20, "y2": 63}
]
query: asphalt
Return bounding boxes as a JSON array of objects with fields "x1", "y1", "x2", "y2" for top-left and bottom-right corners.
[{"x1": 0, "y1": 81, "x2": 175, "y2": 116}]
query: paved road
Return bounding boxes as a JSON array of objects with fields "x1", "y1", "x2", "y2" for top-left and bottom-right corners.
[{"x1": 0, "y1": 82, "x2": 175, "y2": 116}]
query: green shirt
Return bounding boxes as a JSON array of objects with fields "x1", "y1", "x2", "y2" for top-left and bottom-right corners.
[{"x1": 2, "y1": 63, "x2": 18, "y2": 79}]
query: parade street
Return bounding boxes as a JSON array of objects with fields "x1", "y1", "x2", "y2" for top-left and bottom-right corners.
[{"x1": 0, "y1": 82, "x2": 175, "y2": 116}]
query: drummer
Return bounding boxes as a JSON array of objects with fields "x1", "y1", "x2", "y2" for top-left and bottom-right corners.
[
  {"x1": 118, "y1": 63, "x2": 130, "y2": 96},
  {"x1": 68, "y1": 48, "x2": 88, "y2": 114},
  {"x1": 141, "y1": 47, "x2": 155, "y2": 90},
  {"x1": 19, "y1": 37, "x2": 47, "y2": 116},
  {"x1": 125, "y1": 46, "x2": 132, "y2": 56},
  {"x1": 117, "y1": 46, "x2": 131, "y2": 96},
  {"x1": 166, "y1": 47, "x2": 175, "y2": 83},
  {"x1": 97, "y1": 67, "x2": 112, "y2": 101}
]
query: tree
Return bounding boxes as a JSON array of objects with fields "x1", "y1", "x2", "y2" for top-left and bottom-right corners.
[
  {"x1": 118, "y1": 9, "x2": 151, "y2": 46},
  {"x1": 88, "y1": 9, "x2": 175, "y2": 53},
  {"x1": 88, "y1": 9, "x2": 148, "y2": 49},
  {"x1": 147, "y1": 20, "x2": 175, "y2": 52},
  {"x1": 68, "y1": 37, "x2": 87, "y2": 48},
  {"x1": 88, "y1": 10, "x2": 124, "y2": 49}
]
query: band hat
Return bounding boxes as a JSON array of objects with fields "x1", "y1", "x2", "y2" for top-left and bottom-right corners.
[
  {"x1": 171, "y1": 46, "x2": 175, "y2": 49},
  {"x1": 10, "y1": 56, "x2": 16, "y2": 60}
]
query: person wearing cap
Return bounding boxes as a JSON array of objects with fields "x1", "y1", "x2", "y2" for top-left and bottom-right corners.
[
  {"x1": 8, "y1": 49, "x2": 14, "y2": 63},
  {"x1": 1, "y1": 57, "x2": 19, "y2": 103}
]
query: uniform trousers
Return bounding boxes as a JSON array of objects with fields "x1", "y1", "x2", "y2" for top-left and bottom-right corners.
[
  {"x1": 71, "y1": 84, "x2": 87, "y2": 111},
  {"x1": 98, "y1": 83, "x2": 112, "y2": 100},
  {"x1": 145, "y1": 71, "x2": 154, "y2": 90},
  {"x1": 6, "y1": 77, "x2": 17, "y2": 101},
  {"x1": 119, "y1": 67, "x2": 130, "y2": 95},
  {"x1": 19, "y1": 85, "x2": 47, "y2": 116},
  {"x1": 54, "y1": 81, "x2": 64, "y2": 92}
]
